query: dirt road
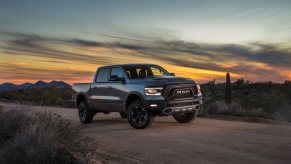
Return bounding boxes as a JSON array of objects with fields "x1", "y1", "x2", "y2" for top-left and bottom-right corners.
[{"x1": 1, "y1": 102, "x2": 291, "y2": 164}]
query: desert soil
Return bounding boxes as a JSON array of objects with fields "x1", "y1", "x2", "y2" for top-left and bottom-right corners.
[{"x1": 1, "y1": 102, "x2": 291, "y2": 164}]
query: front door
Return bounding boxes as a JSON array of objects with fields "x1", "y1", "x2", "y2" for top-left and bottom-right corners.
[
  {"x1": 90, "y1": 68, "x2": 112, "y2": 110},
  {"x1": 106, "y1": 67, "x2": 127, "y2": 112},
  {"x1": 90, "y1": 67, "x2": 127, "y2": 112}
]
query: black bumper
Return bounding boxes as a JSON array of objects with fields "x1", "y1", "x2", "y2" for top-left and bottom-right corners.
[{"x1": 143, "y1": 97, "x2": 202, "y2": 116}]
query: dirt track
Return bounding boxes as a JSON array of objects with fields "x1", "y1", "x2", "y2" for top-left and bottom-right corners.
[{"x1": 1, "y1": 102, "x2": 291, "y2": 164}]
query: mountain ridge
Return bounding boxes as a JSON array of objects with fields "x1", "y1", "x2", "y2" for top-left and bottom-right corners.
[{"x1": 0, "y1": 81, "x2": 71, "y2": 91}]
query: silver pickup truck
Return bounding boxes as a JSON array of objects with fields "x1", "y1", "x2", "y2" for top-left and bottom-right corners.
[{"x1": 72, "y1": 64, "x2": 202, "y2": 129}]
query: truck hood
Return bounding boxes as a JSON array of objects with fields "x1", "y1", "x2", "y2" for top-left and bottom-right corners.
[{"x1": 129, "y1": 76, "x2": 196, "y2": 86}]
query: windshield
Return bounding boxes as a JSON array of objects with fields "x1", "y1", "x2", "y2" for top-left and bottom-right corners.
[{"x1": 123, "y1": 65, "x2": 170, "y2": 79}]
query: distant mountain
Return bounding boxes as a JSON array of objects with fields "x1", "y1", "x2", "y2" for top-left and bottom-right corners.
[
  {"x1": 0, "y1": 83, "x2": 19, "y2": 91},
  {"x1": 48, "y1": 80, "x2": 71, "y2": 88},
  {"x1": 30, "y1": 80, "x2": 49, "y2": 89},
  {"x1": 19, "y1": 82, "x2": 33, "y2": 89},
  {"x1": 0, "y1": 81, "x2": 71, "y2": 91}
]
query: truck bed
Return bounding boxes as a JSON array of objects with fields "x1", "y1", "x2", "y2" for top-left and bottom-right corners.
[{"x1": 72, "y1": 83, "x2": 91, "y2": 95}]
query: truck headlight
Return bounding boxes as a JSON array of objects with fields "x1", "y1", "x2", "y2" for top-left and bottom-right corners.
[
  {"x1": 196, "y1": 84, "x2": 201, "y2": 93},
  {"x1": 144, "y1": 87, "x2": 163, "y2": 96}
]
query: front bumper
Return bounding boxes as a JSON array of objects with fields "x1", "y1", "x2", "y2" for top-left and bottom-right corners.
[{"x1": 143, "y1": 97, "x2": 203, "y2": 116}]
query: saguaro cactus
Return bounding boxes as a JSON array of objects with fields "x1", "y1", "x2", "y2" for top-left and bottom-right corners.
[{"x1": 225, "y1": 72, "x2": 232, "y2": 105}]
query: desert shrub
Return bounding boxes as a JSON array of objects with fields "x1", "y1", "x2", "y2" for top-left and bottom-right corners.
[
  {"x1": 206, "y1": 101, "x2": 225, "y2": 115},
  {"x1": 0, "y1": 105, "x2": 3, "y2": 113},
  {"x1": 205, "y1": 101, "x2": 245, "y2": 116},
  {"x1": 0, "y1": 87, "x2": 73, "y2": 108},
  {"x1": 201, "y1": 80, "x2": 291, "y2": 122},
  {"x1": 0, "y1": 109, "x2": 96, "y2": 164}
]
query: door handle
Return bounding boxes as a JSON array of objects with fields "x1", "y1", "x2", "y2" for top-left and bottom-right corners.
[{"x1": 107, "y1": 86, "x2": 112, "y2": 89}]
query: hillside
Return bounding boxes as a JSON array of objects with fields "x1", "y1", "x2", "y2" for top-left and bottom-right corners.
[
  {"x1": 0, "y1": 81, "x2": 71, "y2": 91},
  {"x1": 0, "y1": 87, "x2": 72, "y2": 107}
]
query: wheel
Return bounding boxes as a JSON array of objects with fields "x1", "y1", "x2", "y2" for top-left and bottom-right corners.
[
  {"x1": 173, "y1": 110, "x2": 198, "y2": 123},
  {"x1": 127, "y1": 100, "x2": 153, "y2": 129},
  {"x1": 119, "y1": 112, "x2": 127, "y2": 119},
  {"x1": 78, "y1": 101, "x2": 93, "y2": 124}
]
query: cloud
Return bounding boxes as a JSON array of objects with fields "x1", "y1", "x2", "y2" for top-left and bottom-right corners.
[
  {"x1": 80, "y1": 32, "x2": 145, "y2": 42},
  {"x1": 33, "y1": 59, "x2": 72, "y2": 64},
  {"x1": 0, "y1": 62, "x2": 93, "y2": 83},
  {"x1": 1, "y1": 31, "x2": 291, "y2": 83}
]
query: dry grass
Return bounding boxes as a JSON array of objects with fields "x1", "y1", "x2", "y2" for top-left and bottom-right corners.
[
  {"x1": 0, "y1": 107, "x2": 97, "y2": 164},
  {"x1": 204, "y1": 101, "x2": 291, "y2": 123},
  {"x1": 205, "y1": 101, "x2": 269, "y2": 118}
]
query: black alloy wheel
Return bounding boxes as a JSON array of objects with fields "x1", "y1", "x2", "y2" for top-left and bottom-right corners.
[
  {"x1": 119, "y1": 112, "x2": 127, "y2": 118},
  {"x1": 127, "y1": 100, "x2": 153, "y2": 129},
  {"x1": 173, "y1": 110, "x2": 198, "y2": 123},
  {"x1": 78, "y1": 101, "x2": 93, "y2": 124}
]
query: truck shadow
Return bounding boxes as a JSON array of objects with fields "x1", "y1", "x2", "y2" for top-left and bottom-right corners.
[{"x1": 86, "y1": 117, "x2": 182, "y2": 130}]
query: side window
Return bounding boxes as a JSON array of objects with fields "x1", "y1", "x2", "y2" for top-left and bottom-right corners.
[
  {"x1": 96, "y1": 68, "x2": 110, "y2": 82},
  {"x1": 110, "y1": 68, "x2": 124, "y2": 78},
  {"x1": 151, "y1": 67, "x2": 165, "y2": 76}
]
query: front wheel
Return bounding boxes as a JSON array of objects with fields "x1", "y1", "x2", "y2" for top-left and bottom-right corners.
[
  {"x1": 173, "y1": 110, "x2": 198, "y2": 123},
  {"x1": 127, "y1": 100, "x2": 153, "y2": 129},
  {"x1": 78, "y1": 101, "x2": 93, "y2": 124}
]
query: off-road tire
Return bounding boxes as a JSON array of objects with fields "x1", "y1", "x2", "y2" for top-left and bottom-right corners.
[
  {"x1": 173, "y1": 110, "x2": 198, "y2": 123},
  {"x1": 119, "y1": 112, "x2": 127, "y2": 119},
  {"x1": 127, "y1": 100, "x2": 153, "y2": 129},
  {"x1": 78, "y1": 101, "x2": 93, "y2": 124}
]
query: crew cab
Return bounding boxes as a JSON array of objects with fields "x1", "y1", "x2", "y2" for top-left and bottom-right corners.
[{"x1": 72, "y1": 64, "x2": 202, "y2": 129}]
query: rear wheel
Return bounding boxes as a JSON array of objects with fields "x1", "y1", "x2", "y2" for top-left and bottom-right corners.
[
  {"x1": 78, "y1": 101, "x2": 93, "y2": 124},
  {"x1": 119, "y1": 112, "x2": 127, "y2": 119},
  {"x1": 127, "y1": 100, "x2": 153, "y2": 129},
  {"x1": 173, "y1": 110, "x2": 198, "y2": 123}
]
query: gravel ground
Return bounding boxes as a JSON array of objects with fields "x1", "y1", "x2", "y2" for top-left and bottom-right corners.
[{"x1": 1, "y1": 102, "x2": 291, "y2": 164}]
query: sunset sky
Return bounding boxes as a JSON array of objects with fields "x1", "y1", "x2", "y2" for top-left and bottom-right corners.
[{"x1": 1, "y1": 0, "x2": 291, "y2": 84}]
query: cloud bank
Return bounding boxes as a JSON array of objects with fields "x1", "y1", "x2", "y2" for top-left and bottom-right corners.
[{"x1": 1, "y1": 32, "x2": 291, "y2": 84}]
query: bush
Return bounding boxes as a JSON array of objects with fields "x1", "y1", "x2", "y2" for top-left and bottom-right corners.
[
  {"x1": 201, "y1": 81, "x2": 291, "y2": 122},
  {"x1": 206, "y1": 101, "x2": 242, "y2": 116},
  {"x1": 0, "y1": 87, "x2": 73, "y2": 108},
  {"x1": 0, "y1": 109, "x2": 97, "y2": 164}
]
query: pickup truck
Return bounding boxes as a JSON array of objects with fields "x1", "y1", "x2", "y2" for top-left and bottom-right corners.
[{"x1": 72, "y1": 64, "x2": 202, "y2": 129}]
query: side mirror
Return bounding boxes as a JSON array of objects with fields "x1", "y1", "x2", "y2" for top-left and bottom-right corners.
[
  {"x1": 110, "y1": 75, "x2": 125, "y2": 82},
  {"x1": 170, "y1": 73, "x2": 175, "y2": 76}
]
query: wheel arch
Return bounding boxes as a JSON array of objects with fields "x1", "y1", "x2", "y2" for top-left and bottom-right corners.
[
  {"x1": 125, "y1": 92, "x2": 144, "y2": 109},
  {"x1": 76, "y1": 93, "x2": 87, "y2": 106}
]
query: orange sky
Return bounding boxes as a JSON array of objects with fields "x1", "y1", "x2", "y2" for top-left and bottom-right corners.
[
  {"x1": 1, "y1": 33, "x2": 290, "y2": 85},
  {"x1": 0, "y1": 48, "x2": 238, "y2": 85}
]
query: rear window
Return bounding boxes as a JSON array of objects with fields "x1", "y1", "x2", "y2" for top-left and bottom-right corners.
[{"x1": 96, "y1": 68, "x2": 110, "y2": 82}]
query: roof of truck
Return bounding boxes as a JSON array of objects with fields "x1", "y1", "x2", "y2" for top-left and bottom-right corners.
[{"x1": 98, "y1": 64, "x2": 159, "y2": 68}]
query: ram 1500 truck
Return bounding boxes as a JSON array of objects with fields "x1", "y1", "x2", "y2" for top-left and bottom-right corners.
[{"x1": 72, "y1": 64, "x2": 202, "y2": 129}]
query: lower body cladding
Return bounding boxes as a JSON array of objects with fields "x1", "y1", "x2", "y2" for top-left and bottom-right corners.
[{"x1": 162, "y1": 104, "x2": 200, "y2": 115}]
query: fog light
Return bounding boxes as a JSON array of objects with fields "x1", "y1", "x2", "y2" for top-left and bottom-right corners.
[
  {"x1": 150, "y1": 104, "x2": 157, "y2": 107},
  {"x1": 195, "y1": 105, "x2": 200, "y2": 110}
]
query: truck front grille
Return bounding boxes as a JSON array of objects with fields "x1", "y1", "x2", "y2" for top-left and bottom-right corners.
[{"x1": 163, "y1": 84, "x2": 197, "y2": 100}]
